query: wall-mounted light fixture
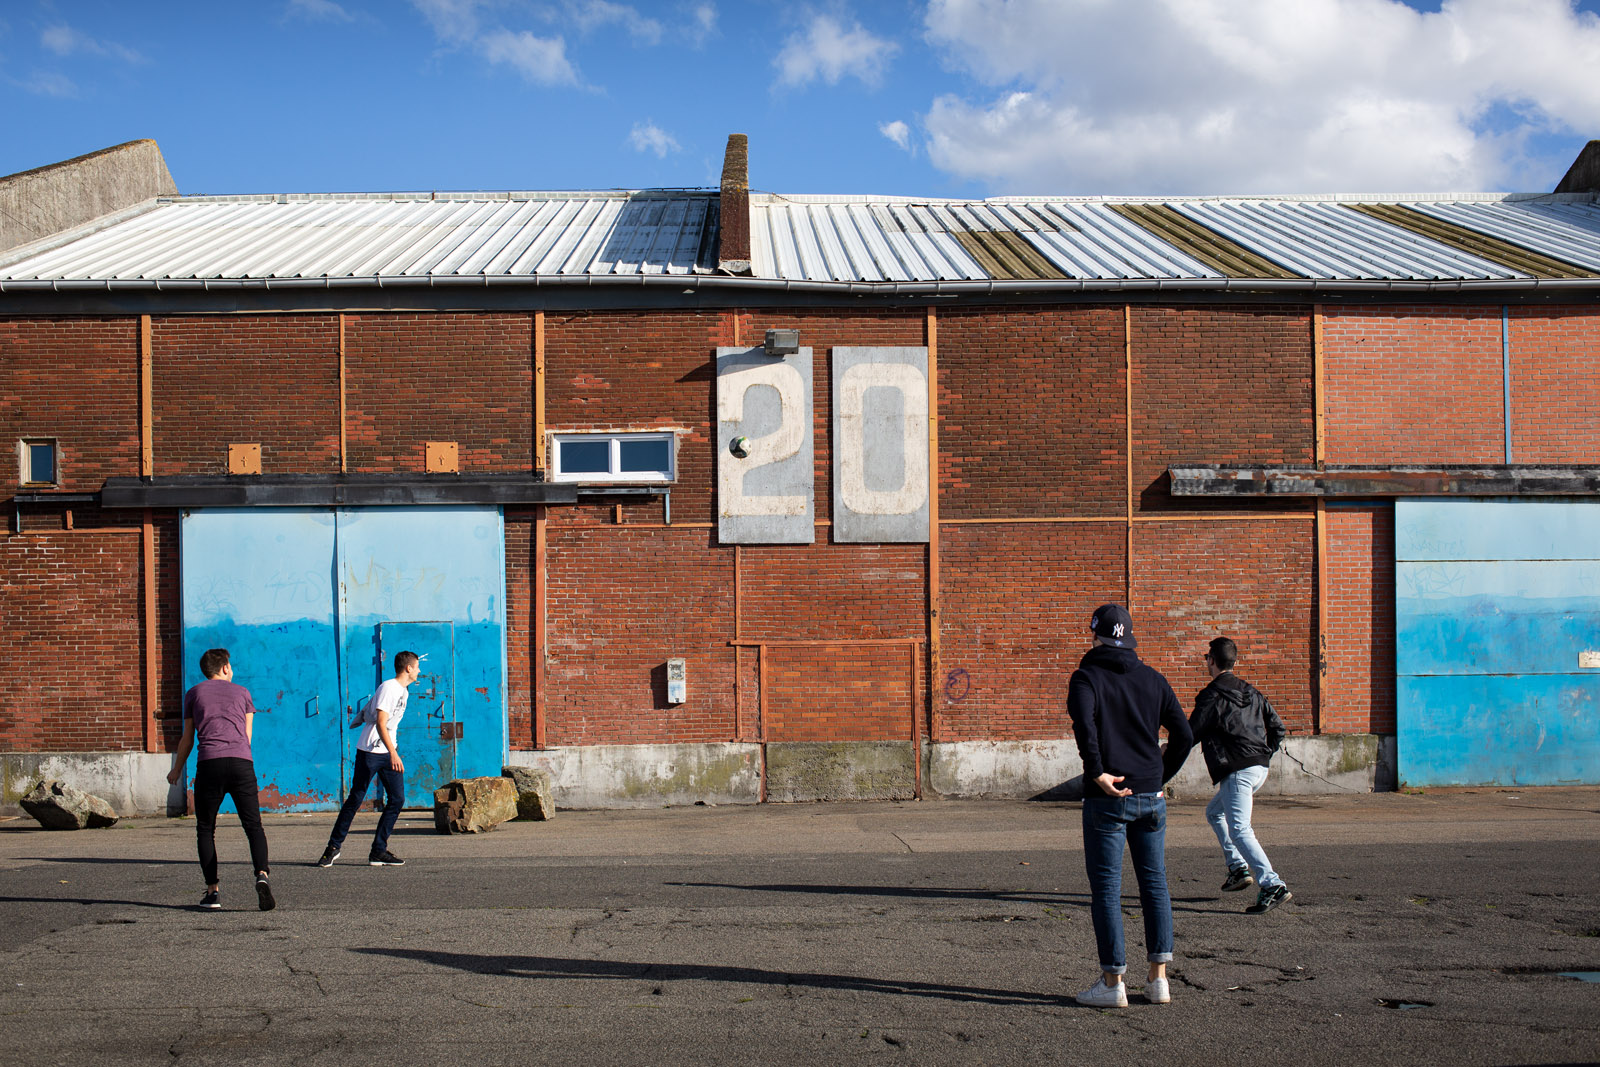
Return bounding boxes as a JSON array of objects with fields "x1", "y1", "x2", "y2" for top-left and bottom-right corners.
[{"x1": 763, "y1": 329, "x2": 800, "y2": 356}]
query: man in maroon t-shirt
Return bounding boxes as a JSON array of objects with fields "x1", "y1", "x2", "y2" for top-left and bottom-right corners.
[{"x1": 168, "y1": 648, "x2": 274, "y2": 911}]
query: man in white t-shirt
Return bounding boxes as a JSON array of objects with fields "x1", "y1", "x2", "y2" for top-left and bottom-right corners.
[{"x1": 317, "y1": 650, "x2": 420, "y2": 867}]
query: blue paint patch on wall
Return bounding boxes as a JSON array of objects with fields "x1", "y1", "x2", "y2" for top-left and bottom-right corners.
[{"x1": 1396, "y1": 500, "x2": 1600, "y2": 787}]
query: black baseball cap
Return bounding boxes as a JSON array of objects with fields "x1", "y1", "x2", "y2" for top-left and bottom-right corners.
[{"x1": 1089, "y1": 603, "x2": 1137, "y2": 649}]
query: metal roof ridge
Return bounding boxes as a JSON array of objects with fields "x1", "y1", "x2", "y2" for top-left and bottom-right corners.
[
  {"x1": 157, "y1": 188, "x2": 717, "y2": 205},
  {"x1": 755, "y1": 190, "x2": 1600, "y2": 207}
]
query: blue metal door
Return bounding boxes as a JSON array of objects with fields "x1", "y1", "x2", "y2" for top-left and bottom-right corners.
[
  {"x1": 336, "y1": 507, "x2": 508, "y2": 808},
  {"x1": 180, "y1": 505, "x2": 508, "y2": 811},
  {"x1": 179, "y1": 509, "x2": 343, "y2": 810},
  {"x1": 1397, "y1": 499, "x2": 1600, "y2": 786}
]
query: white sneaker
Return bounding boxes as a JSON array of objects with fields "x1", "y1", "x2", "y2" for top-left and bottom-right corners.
[
  {"x1": 1075, "y1": 976, "x2": 1128, "y2": 1008},
  {"x1": 1145, "y1": 977, "x2": 1171, "y2": 1004}
]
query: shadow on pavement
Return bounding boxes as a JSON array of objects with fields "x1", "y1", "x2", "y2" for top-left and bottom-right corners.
[
  {"x1": 355, "y1": 946, "x2": 1073, "y2": 1006},
  {"x1": 0, "y1": 895, "x2": 190, "y2": 911},
  {"x1": 666, "y1": 882, "x2": 1234, "y2": 915}
]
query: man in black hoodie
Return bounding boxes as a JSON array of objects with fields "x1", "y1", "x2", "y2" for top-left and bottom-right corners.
[
  {"x1": 1067, "y1": 604, "x2": 1193, "y2": 1008},
  {"x1": 1191, "y1": 636, "x2": 1291, "y2": 914}
]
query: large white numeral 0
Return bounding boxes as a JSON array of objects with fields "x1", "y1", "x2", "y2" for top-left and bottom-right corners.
[
  {"x1": 718, "y1": 361, "x2": 807, "y2": 517},
  {"x1": 838, "y1": 362, "x2": 928, "y2": 516}
]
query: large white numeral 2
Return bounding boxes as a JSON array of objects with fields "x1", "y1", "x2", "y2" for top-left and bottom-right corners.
[{"x1": 718, "y1": 361, "x2": 808, "y2": 517}]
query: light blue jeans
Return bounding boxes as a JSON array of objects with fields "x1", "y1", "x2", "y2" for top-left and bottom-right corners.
[{"x1": 1205, "y1": 763, "x2": 1284, "y2": 889}]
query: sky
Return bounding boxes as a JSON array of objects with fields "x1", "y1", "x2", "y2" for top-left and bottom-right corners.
[{"x1": 3, "y1": 0, "x2": 1600, "y2": 200}]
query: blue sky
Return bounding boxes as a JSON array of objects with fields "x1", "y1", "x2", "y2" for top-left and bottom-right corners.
[{"x1": 3, "y1": 0, "x2": 1599, "y2": 199}]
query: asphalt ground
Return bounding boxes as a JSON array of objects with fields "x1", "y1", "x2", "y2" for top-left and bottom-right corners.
[{"x1": 1, "y1": 789, "x2": 1598, "y2": 1067}]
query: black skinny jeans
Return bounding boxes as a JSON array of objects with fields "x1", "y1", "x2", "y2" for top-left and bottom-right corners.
[{"x1": 193, "y1": 756, "x2": 270, "y2": 885}]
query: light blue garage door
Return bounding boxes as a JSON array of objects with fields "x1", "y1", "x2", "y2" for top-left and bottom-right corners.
[
  {"x1": 180, "y1": 507, "x2": 508, "y2": 810},
  {"x1": 1396, "y1": 499, "x2": 1600, "y2": 786}
]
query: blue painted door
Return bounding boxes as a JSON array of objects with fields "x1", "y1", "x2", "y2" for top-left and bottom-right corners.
[
  {"x1": 1396, "y1": 499, "x2": 1600, "y2": 786},
  {"x1": 336, "y1": 507, "x2": 507, "y2": 809},
  {"x1": 180, "y1": 509, "x2": 343, "y2": 810},
  {"x1": 181, "y1": 506, "x2": 508, "y2": 811}
]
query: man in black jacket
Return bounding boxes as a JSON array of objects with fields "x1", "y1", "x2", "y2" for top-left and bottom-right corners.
[
  {"x1": 1067, "y1": 604, "x2": 1193, "y2": 1008},
  {"x1": 1191, "y1": 636, "x2": 1292, "y2": 914}
]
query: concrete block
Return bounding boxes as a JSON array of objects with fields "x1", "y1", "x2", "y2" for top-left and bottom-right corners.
[
  {"x1": 432, "y1": 777, "x2": 518, "y2": 834},
  {"x1": 501, "y1": 765, "x2": 556, "y2": 820},
  {"x1": 3, "y1": 752, "x2": 177, "y2": 817},
  {"x1": 764, "y1": 741, "x2": 914, "y2": 803}
]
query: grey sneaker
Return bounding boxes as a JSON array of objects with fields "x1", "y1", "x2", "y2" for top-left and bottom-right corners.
[
  {"x1": 1247, "y1": 884, "x2": 1292, "y2": 914},
  {"x1": 1145, "y1": 977, "x2": 1171, "y2": 1004},
  {"x1": 315, "y1": 845, "x2": 340, "y2": 868},
  {"x1": 1075, "y1": 976, "x2": 1128, "y2": 1008},
  {"x1": 198, "y1": 889, "x2": 221, "y2": 910},
  {"x1": 1220, "y1": 867, "x2": 1254, "y2": 892},
  {"x1": 255, "y1": 874, "x2": 276, "y2": 912},
  {"x1": 368, "y1": 849, "x2": 405, "y2": 867}
]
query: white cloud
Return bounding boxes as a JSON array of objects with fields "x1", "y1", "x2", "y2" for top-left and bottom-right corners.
[
  {"x1": 21, "y1": 70, "x2": 78, "y2": 97},
  {"x1": 629, "y1": 120, "x2": 681, "y2": 157},
  {"x1": 689, "y1": 3, "x2": 717, "y2": 44},
  {"x1": 566, "y1": 1, "x2": 662, "y2": 45},
  {"x1": 286, "y1": 0, "x2": 356, "y2": 22},
  {"x1": 40, "y1": 24, "x2": 144, "y2": 64},
  {"x1": 879, "y1": 119, "x2": 911, "y2": 150},
  {"x1": 921, "y1": 0, "x2": 1600, "y2": 194},
  {"x1": 480, "y1": 28, "x2": 579, "y2": 85},
  {"x1": 412, "y1": 0, "x2": 483, "y2": 44},
  {"x1": 775, "y1": 13, "x2": 898, "y2": 88}
]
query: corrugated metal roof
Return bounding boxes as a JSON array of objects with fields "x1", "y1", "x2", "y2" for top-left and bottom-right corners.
[
  {"x1": 3, "y1": 187, "x2": 1599, "y2": 292},
  {"x1": 0, "y1": 192, "x2": 719, "y2": 282}
]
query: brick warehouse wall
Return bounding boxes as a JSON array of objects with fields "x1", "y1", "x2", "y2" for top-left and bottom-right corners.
[
  {"x1": 0, "y1": 317, "x2": 139, "y2": 490},
  {"x1": 1507, "y1": 307, "x2": 1600, "y2": 463},
  {"x1": 0, "y1": 533, "x2": 144, "y2": 750},
  {"x1": 1321, "y1": 506, "x2": 1396, "y2": 735},
  {"x1": 14, "y1": 300, "x2": 1586, "y2": 762},
  {"x1": 346, "y1": 313, "x2": 533, "y2": 472},
  {"x1": 152, "y1": 315, "x2": 340, "y2": 476}
]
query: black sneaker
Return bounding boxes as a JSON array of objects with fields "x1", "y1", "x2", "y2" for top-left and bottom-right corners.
[
  {"x1": 1221, "y1": 867, "x2": 1254, "y2": 892},
  {"x1": 1247, "y1": 884, "x2": 1292, "y2": 914},
  {"x1": 198, "y1": 889, "x2": 221, "y2": 910},
  {"x1": 315, "y1": 845, "x2": 341, "y2": 868},
  {"x1": 369, "y1": 849, "x2": 405, "y2": 867},
  {"x1": 255, "y1": 873, "x2": 276, "y2": 912}
]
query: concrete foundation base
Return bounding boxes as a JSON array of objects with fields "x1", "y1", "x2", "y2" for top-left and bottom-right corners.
[
  {"x1": 2, "y1": 752, "x2": 181, "y2": 818},
  {"x1": 5, "y1": 734, "x2": 1397, "y2": 815}
]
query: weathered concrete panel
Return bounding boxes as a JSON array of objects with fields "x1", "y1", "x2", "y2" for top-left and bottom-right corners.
[
  {"x1": 831, "y1": 346, "x2": 929, "y2": 543},
  {"x1": 0, "y1": 140, "x2": 177, "y2": 255},
  {"x1": 2, "y1": 752, "x2": 177, "y2": 817},
  {"x1": 765, "y1": 741, "x2": 915, "y2": 802},
  {"x1": 509, "y1": 743, "x2": 761, "y2": 810},
  {"x1": 716, "y1": 347, "x2": 814, "y2": 543}
]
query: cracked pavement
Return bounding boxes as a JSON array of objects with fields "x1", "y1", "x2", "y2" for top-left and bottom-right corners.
[{"x1": 1, "y1": 790, "x2": 1597, "y2": 1065}]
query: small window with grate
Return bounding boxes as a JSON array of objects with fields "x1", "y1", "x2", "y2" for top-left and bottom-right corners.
[
  {"x1": 19, "y1": 439, "x2": 58, "y2": 487},
  {"x1": 551, "y1": 432, "x2": 675, "y2": 483}
]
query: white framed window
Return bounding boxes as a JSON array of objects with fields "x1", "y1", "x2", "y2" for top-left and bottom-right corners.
[
  {"x1": 550, "y1": 432, "x2": 675, "y2": 483},
  {"x1": 19, "y1": 438, "x2": 58, "y2": 487}
]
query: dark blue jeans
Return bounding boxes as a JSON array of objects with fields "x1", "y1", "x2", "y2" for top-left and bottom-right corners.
[
  {"x1": 1082, "y1": 792, "x2": 1175, "y2": 974},
  {"x1": 327, "y1": 750, "x2": 404, "y2": 856}
]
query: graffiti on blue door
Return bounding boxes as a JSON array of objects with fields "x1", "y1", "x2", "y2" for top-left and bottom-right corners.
[
  {"x1": 1396, "y1": 499, "x2": 1600, "y2": 787},
  {"x1": 180, "y1": 506, "x2": 508, "y2": 811}
]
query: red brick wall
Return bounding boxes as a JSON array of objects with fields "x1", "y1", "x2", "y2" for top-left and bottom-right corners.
[
  {"x1": 764, "y1": 643, "x2": 918, "y2": 743},
  {"x1": 542, "y1": 526, "x2": 736, "y2": 746},
  {"x1": 1323, "y1": 306, "x2": 1505, "y2": 464},
  {"x1": 0, "y1": 533, "x2": 145, "y2": 750},
  {"x1": 1132, "y1": 519, "x2": 1316, "y2": 734},
  {"x1": 152, "y1": 315, "x2": 340, "y2": 475},
  {"x1": 1322, "y1": 506, "x2": 1396, "y2": 734},
  {"x1": 0, "y1": 318, "x2": 139, "y2": 490},
  {"x1": 938, "y1": 521, "x2": 1124, "y2": 742},
  {"x1": 346, "y1": 313, "x2": 532, "y2": 472},
  {"x1": 936, "y1": 306, "x2": 1125, "y2": 520},
  {"x1": 1508, "y1": 307, "x2": 1600, "y2": 463},
  {"x1": 1133, "y1": 305, "x2": 1315, "y2": 512}
]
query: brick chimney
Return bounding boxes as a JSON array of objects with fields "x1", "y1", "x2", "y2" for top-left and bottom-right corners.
[
  {"x1": 717, "y1": 134, "x2": 751, "y2": 275},
  {"x1": 1554, "y1": 139, "x2": 1600, "y2": 194}
]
